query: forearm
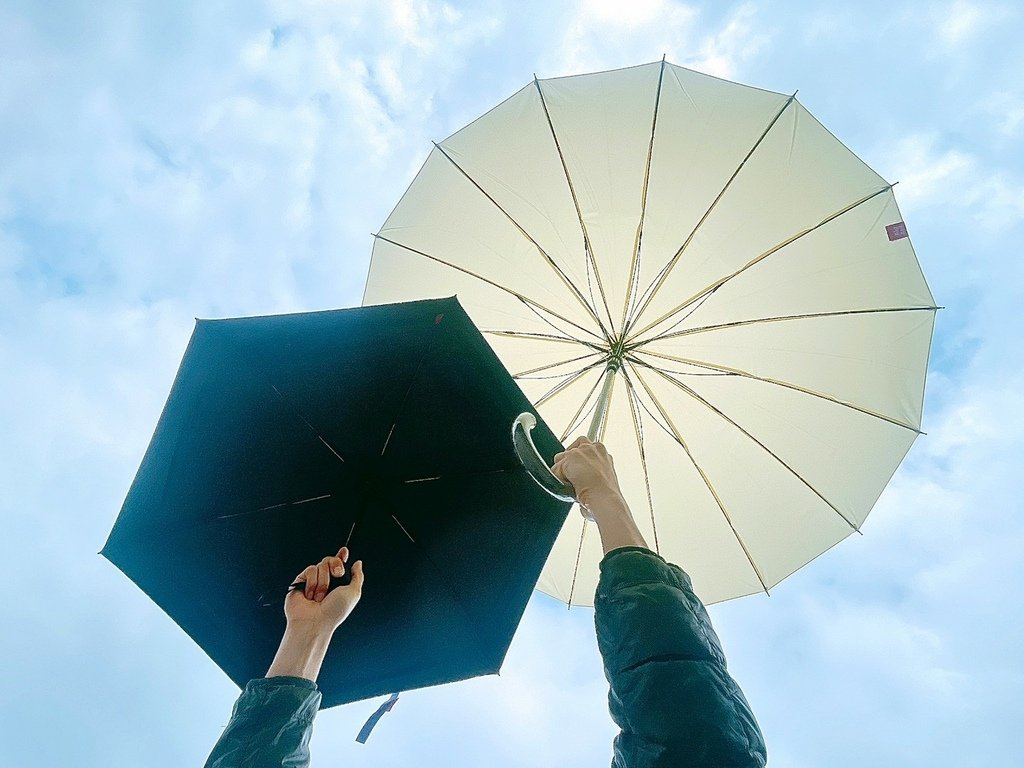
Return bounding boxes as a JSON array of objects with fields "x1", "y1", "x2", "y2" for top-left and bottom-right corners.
[
  {"x1": 204, "y1": 677, "x2": 321, "y2": 768},
  {"x1": 596, "y1": 549, "x2": 766, "y2": 767},
  {"x1": 266, "y1": 623, "x2": 333, "y2": 682},
  {"x1": 584, "y1": 489, "x2": 649, "y2": 554}
]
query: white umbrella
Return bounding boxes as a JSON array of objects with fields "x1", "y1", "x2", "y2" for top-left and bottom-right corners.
[{"x1": 363, "y1": 60, "x2": 936, "y2": 607}]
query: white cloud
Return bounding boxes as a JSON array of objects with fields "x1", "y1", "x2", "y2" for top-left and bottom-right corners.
[
  {"x1": 937, "y1": 0, "x2": 996, "y2": 46},
  {"x1": 878, "y1": 133, "x2": 1024, "y2": 233},
  {"x1": 980, "y1": 91, "x2": 1024, "y2": 138},
  {"x1": 800, "y1": 8, "x2": 856, "y2": 44},
  {"x1": 690, "y1": 3, "x2": 770, "y2": 78},
  {"x1": 552, "y1": 1, "x2": 770, "y2": 81},
  {"x1": 880, "y1": 134, "x2": 973, "y2": 210},
  {"x1": 3, "y1": 2, "x2": 1024, "y2": 766},
  {"x1": 581, "y1": 0, "x2": 668, "y2": 26}
]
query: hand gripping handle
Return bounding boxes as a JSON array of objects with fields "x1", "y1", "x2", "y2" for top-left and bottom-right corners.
[{"x1": 512, "y1": 412, "x2": 577, "y2": 503}]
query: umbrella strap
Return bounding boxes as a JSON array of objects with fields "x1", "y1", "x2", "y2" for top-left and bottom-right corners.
[{"x1": 356, "y1": 692, "x2": 400, "y2": 743}]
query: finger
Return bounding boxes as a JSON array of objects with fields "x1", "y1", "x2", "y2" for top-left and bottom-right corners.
[
  {"x1": 551, "y1": 460, "x2": 567, "y2": 483},
  {"x1": 329, "y1": 555, "x2": 345, "y2": 578},
  {"x1": 316, "y1": 561, "x2": 331, "y2": 602},
  {"x1": 303, "y1": 565, "x2": 318, "y2": 601},
  {"x1": 337, "y1": 546, "x2": 349, "y2": 563},
  {"x1": 553, "y1": 437, "x2": 588, "y2": 463},
  {"x1": 348, "y1": 560, "x2": 364, "y2": 593}
]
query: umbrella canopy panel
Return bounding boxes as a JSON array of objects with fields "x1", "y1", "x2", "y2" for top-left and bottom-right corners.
[
  {"x1": 102, "y1": 298, "x2": 570, "y2": 706},
  {"x1": 364, "y1": 61, "x2": 936, "y2": 606}
]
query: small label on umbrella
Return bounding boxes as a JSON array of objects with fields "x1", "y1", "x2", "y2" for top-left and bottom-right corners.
[
  {"x1": 435, "y1": 314, "x2": 444, "y2": 325},
  {"x1": 885, "y1": 222, "x2": 908, "y2": 241}
]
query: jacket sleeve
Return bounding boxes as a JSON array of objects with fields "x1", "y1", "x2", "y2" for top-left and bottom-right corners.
[
  {"x1": 595, "y1": 547, "x2": 766, "y2": 768},
  {"x1": 204, "y1": 677, "x2": 321, "y2": 768}
]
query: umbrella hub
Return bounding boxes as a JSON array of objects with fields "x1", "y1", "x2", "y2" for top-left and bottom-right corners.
[{"x1": 606, "y1": 337, "x2": 626, "y2": 372}]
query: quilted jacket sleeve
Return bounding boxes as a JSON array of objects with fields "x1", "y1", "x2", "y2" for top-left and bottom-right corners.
[
  {"x1": 204, "y1": 676, "x2": 321, "y2": 768},
  {"x1": 595, "y1": 547, "x2": 766, "y2": 768}
]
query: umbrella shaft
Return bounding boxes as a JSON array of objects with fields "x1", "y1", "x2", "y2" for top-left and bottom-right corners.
[{"x1": 586, "y1": 365, "x2": 617, "y2": 442}]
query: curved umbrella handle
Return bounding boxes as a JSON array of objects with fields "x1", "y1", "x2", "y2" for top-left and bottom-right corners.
[{"x1": 512, "y1": 412, "x2": 579, "y2": 506}]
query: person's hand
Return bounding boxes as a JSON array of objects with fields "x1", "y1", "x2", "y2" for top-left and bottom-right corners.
[
  {"x1": 284, "y1": 546, "x2": 364, "y2": 635},
  {"x1": 551, "y1": 437, "x2": 624, "y2": 510},
  {"x1": 552, "y1": 437, "x2": 649, "y2": 553}
]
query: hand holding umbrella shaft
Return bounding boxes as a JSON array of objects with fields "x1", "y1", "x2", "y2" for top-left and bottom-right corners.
[
  {"x1": 266, "y1": 547, "x2": 365, "y2": 682},
  {"x1": 552, "y1": 438, "x2": 649, "y2": 555}
]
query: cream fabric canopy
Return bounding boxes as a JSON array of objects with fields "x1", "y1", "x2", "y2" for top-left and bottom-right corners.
[{"x1": 363, "y1": 60, "x2": 936, "y2": 607}]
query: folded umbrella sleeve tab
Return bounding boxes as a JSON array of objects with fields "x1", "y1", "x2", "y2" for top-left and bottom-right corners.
[{"x1": 356, "y1": 692, "x2": 400, "y2": 743}]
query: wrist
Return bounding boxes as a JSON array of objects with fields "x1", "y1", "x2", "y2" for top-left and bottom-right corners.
[
  {"x1": 284, "y1": 618, "x2": 337, "y2": 644},
  {"x1": 580, "y1": 486, "x2": 628, "y2": 517},
  {"x1": 266, "y1": 623, "x2": 334, "y2": 682}
]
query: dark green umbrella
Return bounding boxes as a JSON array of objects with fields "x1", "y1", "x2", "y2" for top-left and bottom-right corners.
[{"x1": 102, "y1": 297, "x2": 570, "y2": 707}]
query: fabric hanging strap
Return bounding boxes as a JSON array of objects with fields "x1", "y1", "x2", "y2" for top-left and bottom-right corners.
[{"x1": 356, "y1": 692, "x2": 400, "y2": 743}]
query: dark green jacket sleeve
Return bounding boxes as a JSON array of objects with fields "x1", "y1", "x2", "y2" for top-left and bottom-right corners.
[
  {"x1": 204, "y1": 677, "x2": 321, "y2": 768},
  {"x1": 595, "y1": 547, "x2": 766, "y2": 768}
]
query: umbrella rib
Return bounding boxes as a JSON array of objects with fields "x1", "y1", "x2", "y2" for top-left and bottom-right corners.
[
  {"x1": 629, "y1": 306, "x2": 941, "y2": 347},
  {"x1": 535, "y1": 357, "x2": 607, "y2": 409},
  {"x1": 403, "y1": 468, "x2": 513, "y2": 484},
  {"x1": 626, "y1": 184, "x2": 894, "y2": 342},
  {"x1": 619, "y1": 368, "x2": 661, "y2": 554},
  {"x1": 517, "y1": 295, "x2": 604, "y2": 347},
  {"x1": 433, "y1": 142, "x2": 611, "y2": 340},
  {"x1": 632, "y1": 348, "x2": 923, "y2": 434},
  {"x1": 559, "y1": 365, "x2": 612, "y2": 441},
  {"x1": 483, "y1": 329, "x2": 598, "y2": 348},
  {"x1": 514, "y1": 351, "x2": 604, "y2": 379},
  {"x1": 639, "y1": 284, "x2": 721, "y2": 342},
  {"x1": 212, "y1": 494, "x2": 333, "y2": 521},
  {"x1": 624, "y1": 92, "x2": 798, "y2": 337},
  {"x1": 534, "y1": 76, "x2": 617, "y2": 334},
  {"x1": 373, "y1": 234, "x2": 604, "y2": 342},
  {"x1": 566, "y1": 519, "x2": 589, "y2": 608},
  {"x1": 382, "y1": 502, "x2": 492, "y2": 658},
  {"x1": 380, "y1": 328, "x2": 443, "y2": 459},
  {"x1": 628, "y1": 362, "x2": 769, "y2": 594},
  {"x1": 638, "y1": 360, "x2": 859, "y2": 532},
  {"x1": 620, "y1": 55, "x2": 667, "y2": 331},
  {"x1": 391, "y1": 514, "x2": 416, "y2": 543},
  {"x1": 269, "y1": 384, "x2": 347, "y2": 464}
]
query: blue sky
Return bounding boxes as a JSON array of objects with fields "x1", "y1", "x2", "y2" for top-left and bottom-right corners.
[{"x1": 2, "y1": 1, "x2": 1022, "y2": 765}]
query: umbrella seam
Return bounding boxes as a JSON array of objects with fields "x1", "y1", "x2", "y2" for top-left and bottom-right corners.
[
  {"x1": 566, "y1": 519, "x2": 590, "y2": 608},
  {"x1": 620, "y1": 368, "x2": 661, "y2": 555},
  {"x1": 632, "y1": 346, "x2": 925, "y2": 434},
  {"x1": 627, "y1": 183, "x2": 894, "y2": 343},
  {"x1": 372, "y1": 234, "x2": 604, "y2": 343},
  {"x1": 620, "y1": 55, "x2": 667, "y2": 331},
  {"x1": 624, "y1": 92, "x2": 798, "y2": 337},
  {"x1": 630, "y1": 305, "x2": 940, "y2": 347},
  {"x1": 627, "y1": 362, "x2": 770, "y2": 595},
  {"x1": 432, "y1": 141, "x2": 611, "y2": 341},
  {"x1": 533, "y1": 76, "x2": 617, "y2": 336},
  {"x1": 639, "y1": 361, "x2": 859, "y2": 532}
]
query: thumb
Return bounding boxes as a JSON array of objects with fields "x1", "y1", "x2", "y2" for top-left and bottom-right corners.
[{"x1": 348, "y1": 560, "x2": 365, "y2": 592}]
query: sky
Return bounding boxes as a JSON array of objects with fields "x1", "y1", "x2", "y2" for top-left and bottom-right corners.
[{"x1": 1, "y1": 1, "x2": 1022, "y2": 766}]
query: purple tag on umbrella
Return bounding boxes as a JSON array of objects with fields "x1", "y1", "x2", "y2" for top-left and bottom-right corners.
[{"x1": 886, "y1": 222, "x2": 908, "y2": 241}]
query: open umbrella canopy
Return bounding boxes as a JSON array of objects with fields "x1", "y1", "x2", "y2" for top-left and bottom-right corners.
[
  {"x1": 102, "y1": 297, "x2": 570, "y2": 707},
  {"x1": 363, "y1": 60, "x2": 937, "y2": 607}
]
